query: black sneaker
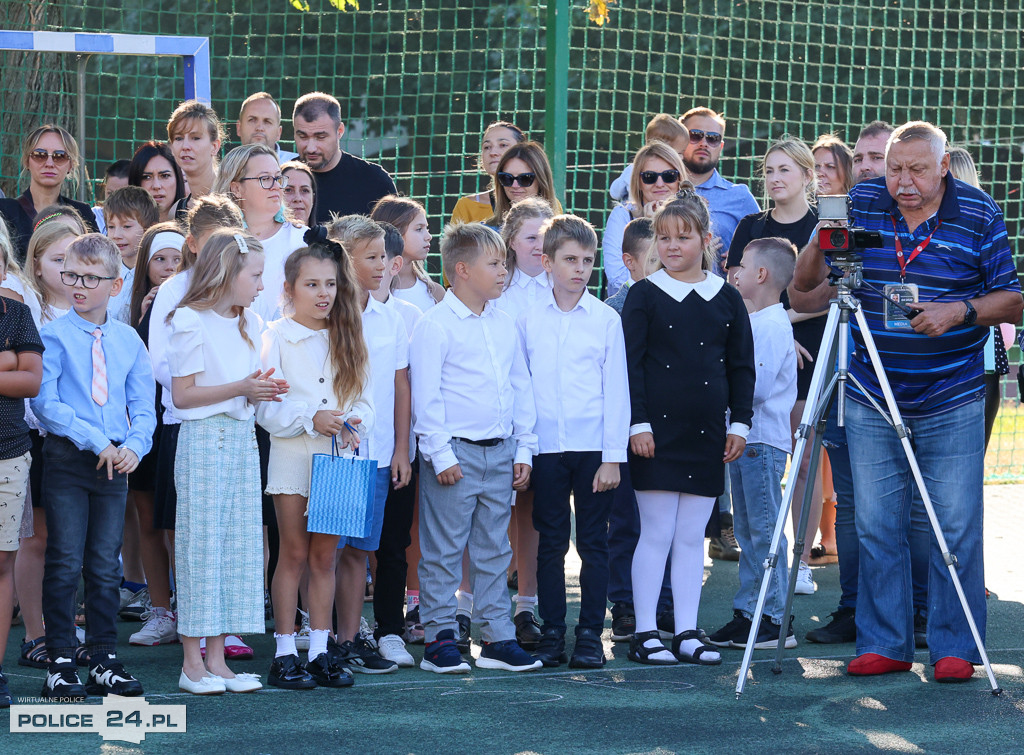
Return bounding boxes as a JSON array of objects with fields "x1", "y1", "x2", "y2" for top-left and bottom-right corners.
[
  {"x1": 456, "y1": 613, "x2": 472, "y2": 654},
  {"x1": 532, "y1": 628, "x2": 567, "y2": 667},
  {"x1": 806, "y1": 607, "x2": 856, "y2": 644},
  {"x1": 305, "y1": 653, "x2": 354, "y2": 688},
  {"x1": 268, "y1": 653, "x2": 317, "y2": 690},
  {"x1": 85, "y1": 654, "x2": 144, "y2": 697},
  {"x1": 42, "y1": 657, "x2": 86, "y2": 701},
  {"x1": 914, "y1": 610, "x2": 928, "y2": 649},
  {"x1": 514, "y1": 611, "x2": 542, "y2": 650},
  {"x1": 708, "y1": 610, "x2": 752, "y2": 648},
  {"x1": 335, "y1": 636, "x2": 399, "y2": 674},
  {"x1": 569, "y1": 628, "x2": 606, "y2": 669},
  {"x1": 0, "y1": 666, "x2": 11, "y2": 708},
  {"x1": 732, "y1": 615, "x2": 797, "y2": 650},
  {"x1": 610, "y1": 602, "x2": 635, "y2": 642}
]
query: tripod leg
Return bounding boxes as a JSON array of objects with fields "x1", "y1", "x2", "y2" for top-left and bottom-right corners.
[
  {"x1": 852, "y1": 307, "x2": 1001, "y2": 694},
  {"x1": 735, "y1": 304, "x2": 841, "y2": 697}
]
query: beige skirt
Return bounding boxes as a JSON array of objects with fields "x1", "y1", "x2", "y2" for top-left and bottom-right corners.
[{"x1": 266, "y1": 432, "x2": 334, "y2": 498}]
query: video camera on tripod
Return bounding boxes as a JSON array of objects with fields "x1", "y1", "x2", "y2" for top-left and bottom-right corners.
[{"x1": 817, "y1": 194, "x2": 883, "y2": 265}]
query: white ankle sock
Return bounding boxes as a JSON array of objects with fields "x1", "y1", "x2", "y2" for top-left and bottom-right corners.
[
  {"x1": 641, "y1": 636, "x2": 675, "y2": 662},
  {"x1": 274, "y1": 632, "x2": 297, "y2": 658},
  {"x1": 406, "y1": 591, "x2": 419, "y2": 611},
  {"x1": 308, "y1": 629, "x2": 329, "y2": 662},
  {"x1": 456, "y1": 590, "x2": 474, "y2": 617},
  {"x1": 514, "y1": 594, "x2": 537, "y2": 615}
]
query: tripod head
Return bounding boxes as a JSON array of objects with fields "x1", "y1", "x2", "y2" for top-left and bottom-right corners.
[{"x1": 826, "y1": 257, "x2": 863, "y2": 295}]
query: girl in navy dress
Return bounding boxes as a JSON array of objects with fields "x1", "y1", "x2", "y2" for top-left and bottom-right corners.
[{"x1": 622, "y1": 189, "x2": 755, "y2": 665}]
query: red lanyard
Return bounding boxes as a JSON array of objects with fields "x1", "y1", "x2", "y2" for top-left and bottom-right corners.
[{"x1": 891, "y1": 217, "x2": 941, "y2": 280}]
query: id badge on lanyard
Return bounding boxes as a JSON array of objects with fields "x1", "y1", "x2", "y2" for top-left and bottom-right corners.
[{"x1": 886, "y1": 217, "x2": 939, "y2": 332}]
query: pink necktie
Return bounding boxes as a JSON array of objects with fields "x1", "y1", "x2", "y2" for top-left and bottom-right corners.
[{"x1": 91, "y1": 328, "x2": 107, "y2": 406}]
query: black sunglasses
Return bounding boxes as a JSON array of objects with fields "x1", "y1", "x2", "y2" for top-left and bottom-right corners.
[
  {"x1": 496, "y1": 171, "x2": 536, "y2": 188},
  {"x1": 639, "y1": 169, "x2": 681, "y2": 185},
  {"x1": 688, "y1": 129, "x2": 723, "y2": 146}
]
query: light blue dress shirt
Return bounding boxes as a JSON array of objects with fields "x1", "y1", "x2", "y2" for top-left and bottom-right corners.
[{"x1": 32, "y1": 308, "x2": 156, "y2": 460}]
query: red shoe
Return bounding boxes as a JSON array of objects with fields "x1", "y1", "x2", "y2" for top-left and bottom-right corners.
[
  {"x1": 224, "y1": 636, "x2": 254, "y2": 660},
  {"x1": 847, "y1": 653, "x2": 913, "y2": 676},
  {"x1": 934, "y1": 656, "x2": 974, "y2": 683}
]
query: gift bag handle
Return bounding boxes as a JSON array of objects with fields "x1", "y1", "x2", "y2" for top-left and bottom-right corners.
[{"x1": 331, "y1": 422, "x2": 361, "y2": 459}]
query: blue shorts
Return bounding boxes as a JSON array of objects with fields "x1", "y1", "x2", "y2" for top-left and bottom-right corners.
[{"x1": 337, "y1": 466, "x2": 391, "y2": 551}]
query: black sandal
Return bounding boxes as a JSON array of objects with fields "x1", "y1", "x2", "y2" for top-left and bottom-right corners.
[
  {"x1": 74, "y1": 643, "x2": 91, "y2": 667},
  {"x1": 627, "y1": 630, "x2": 678, "y2": 666},
  {"x1": 18, "y1": 636, "x2": 49, "y2": 669},
  {"x1": 672, "y1": 629, "x2": 722, "y2": 666}
]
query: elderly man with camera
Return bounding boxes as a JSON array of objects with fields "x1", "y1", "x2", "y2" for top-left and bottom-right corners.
[{"x1": 792, "y1": 121, "x2": 1022, "y2": 683}]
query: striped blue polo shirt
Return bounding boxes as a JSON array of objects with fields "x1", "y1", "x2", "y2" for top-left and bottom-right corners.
[{"x1": 845, "y1": 176, "x2": 1020, "y2": 417}]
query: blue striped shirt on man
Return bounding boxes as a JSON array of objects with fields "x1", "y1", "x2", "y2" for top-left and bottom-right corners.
[{"x1": 845, "y1": 176, "x2": 1020, "y2": 417}]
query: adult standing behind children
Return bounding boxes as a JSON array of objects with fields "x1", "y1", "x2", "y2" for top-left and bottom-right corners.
[
  {"x1": 708, "y1": 238, "x2": 798, "y2": 651},
  {"x1": 293, "y1": 93, "x2": 398, "y2": 223},
  {"x1": 0, "y1": 125, "x2": 98, "y2": 265},
  {"x1": 450, "y1": 121, "x2": 527, "y2": 224},
  {"x1": 236, "y1": 92, "x2": 298, "y2": 163},
  {"x1": 167, "y1": 101, "x2": 225, "y2": 220}
]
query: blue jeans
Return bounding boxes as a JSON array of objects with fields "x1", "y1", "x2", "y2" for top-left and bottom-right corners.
[
  {"x1": 41, "y1": 435, "x2": 128, "y2": 661},
  {"x1": 845, "y1": 398, "x2": 986, "y2": 664},
  {"x1": 730, "y1": 443, "x2": 789, "y2": 622}
]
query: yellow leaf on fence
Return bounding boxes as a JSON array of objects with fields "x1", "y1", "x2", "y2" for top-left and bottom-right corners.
[
  {"x1": 288, "y1": 0, "x2": 311, "y2": 11},
  {"x1": 587, "y1": 0, "x2": 616, "y2": 26},
  {"x1": 327, "y1": 0, "x2": 360, "y2": 9}
]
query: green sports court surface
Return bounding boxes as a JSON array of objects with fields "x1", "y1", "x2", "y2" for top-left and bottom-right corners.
[{"x1": 3, "y1": 486, "x2": 1023, "y2": 754}]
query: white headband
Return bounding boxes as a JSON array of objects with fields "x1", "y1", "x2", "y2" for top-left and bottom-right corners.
[{"x1": 150, "y1": 231, "x2": 185, "y2": 253}]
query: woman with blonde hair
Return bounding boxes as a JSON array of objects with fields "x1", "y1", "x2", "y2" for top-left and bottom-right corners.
[
  {"x1": 602, "y1": 140, "x2": 686, "y2": 294},
  {"x1": 0, "y1": 125, "x2": 98, "y2": 263}
]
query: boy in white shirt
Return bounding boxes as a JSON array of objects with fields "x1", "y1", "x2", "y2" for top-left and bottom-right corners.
[
  {"x1": 516, "y1": 215, "x2": 629, "y2": 668},
  {"x1": 326, "y1": 216, "x2": 412, "y2": 674},
  {"x1": 708, "y1": 237, "x2": 798, "y2": 650},
  {"x1": 410, "y1": 222, "x2": 541, "y2": 674}
]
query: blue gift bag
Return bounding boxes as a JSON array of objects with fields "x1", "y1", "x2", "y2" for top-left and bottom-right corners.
[{"x1": 306, "y1": 436, "x2": 376, "y2": 537}]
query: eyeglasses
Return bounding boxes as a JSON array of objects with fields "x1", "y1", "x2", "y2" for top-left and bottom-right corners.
[
  {"x1": 60, "y1": 271, "x2": 116, "y2": 289},
  {"x1": 687, "y1": 130, "x2": 723, "y2": 146},
  {"x1": 29, "y1": 149, "x2": 71, "y2": 166},
  {"x1": 639, "y1": 169, "x2": 681, "y2": 185},
  {"x1": 496, "y1": 172, "x2": 536, "y2": 188},
  {"x1": 240, "y1": 174, "x2": 289, "y2": 189}
]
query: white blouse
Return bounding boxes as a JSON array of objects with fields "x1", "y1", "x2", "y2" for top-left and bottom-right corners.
[
  {"x1": 257, "y1": 317, "x2": 374, "y2": 440},
  {"x1": 392, "y1": 277, "x2": 437, "y2": 313},
  {"x1": 251, "y1": 223, "x2": 308, "y2": 324},
  {"x1": 167, "y1": 306, "x2": 263, "y2": 421}
]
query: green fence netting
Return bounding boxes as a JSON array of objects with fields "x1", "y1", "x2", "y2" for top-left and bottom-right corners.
[{"x1": 1, "y1": 0, "x2": 1022, "y2": 479}]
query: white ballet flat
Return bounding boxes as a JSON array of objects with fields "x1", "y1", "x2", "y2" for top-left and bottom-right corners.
[
  {"x1": 178, "y1": 669, "x2": 226, "y2": 695},
  {"x1": 217, "y1": 672, "x2": 262, "y2": 693}
]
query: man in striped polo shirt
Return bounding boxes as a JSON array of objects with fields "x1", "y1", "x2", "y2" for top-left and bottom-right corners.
[{"x1": 792, "y1": 121, "x2": 1022, "y2": 684}]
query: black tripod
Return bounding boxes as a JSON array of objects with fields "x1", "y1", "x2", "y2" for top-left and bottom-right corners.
[{"x1": 734, "y1": 262, "x2": 1000, "y2": 698}]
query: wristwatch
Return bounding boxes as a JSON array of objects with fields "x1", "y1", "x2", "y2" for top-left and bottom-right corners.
[{"x1": 963, "y1": 300, "x2": 978, "y2": 326}]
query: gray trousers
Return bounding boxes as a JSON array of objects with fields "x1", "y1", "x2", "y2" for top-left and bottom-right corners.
[{"x1": 418, "y1": 437, "x2": 516, "y2": 643}]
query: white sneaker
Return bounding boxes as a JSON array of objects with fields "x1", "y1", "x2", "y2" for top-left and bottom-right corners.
[
  {"x1": 129, "y1": 609, "x2": 179, "y2": 646},
  {"x1": 795, "y1": 561, "x2": 817, "y2": 595},
  {"x1": 378, "y1": 633, "x2": 415, "y2": 668},
  {"x1": 118, "y1": 587, "x2": 150, "y2": 621},
  {"x1": 295, "y1": 610, "x2": 311, "y2": 651}
]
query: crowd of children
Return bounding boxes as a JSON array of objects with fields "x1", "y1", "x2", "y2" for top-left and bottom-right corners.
[{"x1": 3, "y1": 96, "x2": 987, "y2": 707}]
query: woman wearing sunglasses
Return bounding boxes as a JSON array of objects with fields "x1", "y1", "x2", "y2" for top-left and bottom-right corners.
[
  {"x1": 485, "y1": 141, "x2": 563, "y2": 229},
  {"x1": 602, "y1": 141, "x2": 686, "y2": 294},
  {"x1": 450, "y1": 121, "x2": 526, "y2": 225},
  {"x1": 0, "y1": 124, "x2": 98, "y2": 265},
  {"x1": 213, "y1": 144, "x2": 307, "y2": 324}
]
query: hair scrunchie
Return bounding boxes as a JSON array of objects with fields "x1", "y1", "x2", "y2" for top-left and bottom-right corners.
[{"x1": 304, "y1": 225, "x2": 346, "y2": 260}]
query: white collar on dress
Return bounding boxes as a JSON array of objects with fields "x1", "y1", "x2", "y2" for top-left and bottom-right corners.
[
  {"x1": 648, "y1": 268, "x2": 725, "y2": 302},
  {"x1": 272, "y1": 316, "x2": 327, "y2": 344}
]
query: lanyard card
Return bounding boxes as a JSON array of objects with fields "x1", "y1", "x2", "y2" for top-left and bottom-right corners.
[{"x1": 883, "y1": 283, "x2": 919, "y2": 331}]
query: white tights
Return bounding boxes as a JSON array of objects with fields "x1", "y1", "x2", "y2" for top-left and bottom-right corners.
[{"x1": 631, "y1": 490, "x2": 717, "y2": 661}]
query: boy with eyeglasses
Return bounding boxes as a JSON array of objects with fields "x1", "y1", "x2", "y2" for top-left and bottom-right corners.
[{"x1": 31, "y1": 234, "x2": 156, "y2": 701}]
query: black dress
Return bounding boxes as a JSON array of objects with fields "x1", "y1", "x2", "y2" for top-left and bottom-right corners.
[
  {"x1": 622, "y1": 272, "x2": 755, "y2": 497},
  {"x1": 0, "y1": 189, "x2": 99, "y2": 266}
]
